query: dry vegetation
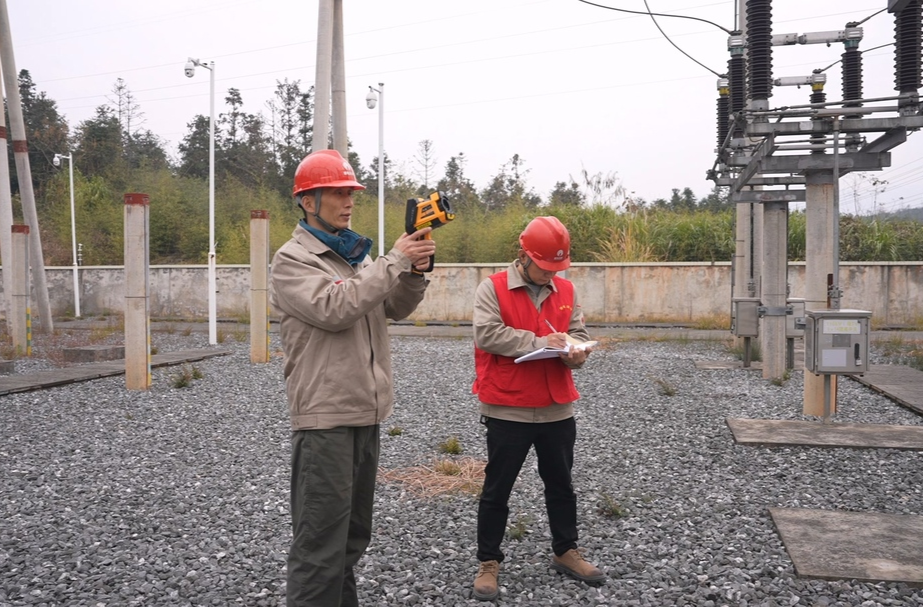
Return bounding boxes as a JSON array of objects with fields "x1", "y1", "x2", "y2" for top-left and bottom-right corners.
[
  {"x1": 0, "y1": 319, "x2": 126, "y2": 366},
  {"x1": 380, "y1": 457, "x2": 486, "y2": 498}
]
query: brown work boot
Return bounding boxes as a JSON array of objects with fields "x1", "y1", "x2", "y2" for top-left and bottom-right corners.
[
  {"x1": 551, "y1": 548, "x2": 606, "y2": 585},
  {"x1": 473, "y1": 560, "x2": 500, "y2": 601}
]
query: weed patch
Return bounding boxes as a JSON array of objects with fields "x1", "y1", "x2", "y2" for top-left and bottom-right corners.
[
  {"x1": 438, "y1": 435, "x2": 463, "y2": 455},
  {"x1": 379, "y1": 457, "x2": 485, "y2": 497}
]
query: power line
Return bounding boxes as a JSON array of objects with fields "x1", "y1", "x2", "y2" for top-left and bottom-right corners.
[
  {"x1": 53, "y1": 27, "x2": 722, "y2": 109},
  {"x1": 641, "y1": 0, "x2": 722, "y2": 77},
  {"x1": 575, "y1": 0, "x2": 733, "y2": 34},
  {"x1": 818, "y1": 43, "x2": 894, "y2": 74},
  {"x1": 853, "y1": 7, "x2": 887, "y2": 27}
]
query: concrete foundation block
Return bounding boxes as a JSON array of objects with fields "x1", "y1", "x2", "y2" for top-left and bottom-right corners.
[
  {"x1": 0, "y1": 360, "x2": 14, "y2": 374},
  {"x1": 63, "y1": 345, "x2": 125, "y2": 363}
]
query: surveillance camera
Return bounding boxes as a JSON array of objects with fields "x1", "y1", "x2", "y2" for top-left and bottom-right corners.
[
  {"x1": 365, "y1": 88, "x2": 377, "y2": 109},
  {"x1": 53, "y1": 154, "x2": 61, "y2": 167},
  {"x1": 185, "y1": 59, "x2": 196, "y2": 78}
]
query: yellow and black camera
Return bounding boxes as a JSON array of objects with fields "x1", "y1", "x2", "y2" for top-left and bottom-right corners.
[{"x1": 405, "y1": 191, "x2": 455, "y2": 272}]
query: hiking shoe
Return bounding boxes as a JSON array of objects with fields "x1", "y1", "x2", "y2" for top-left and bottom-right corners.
[
  {"x1": 473, "y1": 560, "x2": 500, "y2": 601},
  {"x1": 551, "y1": 548, "x2": 606, "y2": 584}
]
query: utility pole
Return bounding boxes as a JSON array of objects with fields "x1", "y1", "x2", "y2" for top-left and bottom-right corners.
[
  {"x1": 313, "y1": 0, "x2": 333, "y2": 152},
  {"x1": 331, "y1": 0, "x2": 348, "y2": 157},
  {"x1": 803, "y1": 172, "x2": 838, "y2": 414},
  {"x1": 743, "y1": 0, "x2": 787, "y2": 382},
  {"x1": 0, "y1": 0, "x2": 53, "y2": 333},
  {"x1": 0, "y1": 61, "x2": 14, "y2": 327}
]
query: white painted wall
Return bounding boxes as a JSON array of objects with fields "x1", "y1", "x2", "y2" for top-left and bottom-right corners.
[{"x1": 2, "y1": 262, "x2": 920, "y2": 327}]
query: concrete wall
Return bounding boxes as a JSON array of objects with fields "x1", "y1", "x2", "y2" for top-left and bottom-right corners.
[{"x1": 2, "y1": 262, "x2": 921, "y2": 326}]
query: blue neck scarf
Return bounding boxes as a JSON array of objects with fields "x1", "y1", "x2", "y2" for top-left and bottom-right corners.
[{"x1": 300, "y1": 219, "x2": 372, "y2": 266}]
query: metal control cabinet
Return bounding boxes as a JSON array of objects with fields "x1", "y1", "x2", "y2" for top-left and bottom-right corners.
[
  {"x1": 731, "y1": 297, "x2": 760, "y2": 337},
  {"x1": 804, "y1": 309, "x2": 871, "y2": 375},
  {"x1": 786, "y1": 298, "x2": 805, "y2": 338}
]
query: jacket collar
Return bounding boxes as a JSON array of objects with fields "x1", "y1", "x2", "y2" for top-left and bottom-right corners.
[{"x1": 506, "y1": 261, "x2": 558, "y2": 293}]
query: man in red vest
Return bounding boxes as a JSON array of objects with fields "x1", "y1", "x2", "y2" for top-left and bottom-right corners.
[{"x1": 471, "y1": 216, "x2": 605, "y2": 601}]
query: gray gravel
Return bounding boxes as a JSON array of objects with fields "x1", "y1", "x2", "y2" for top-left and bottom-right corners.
[{"x1": 2, "y1": 332, "x2": 922, "y2": 606}]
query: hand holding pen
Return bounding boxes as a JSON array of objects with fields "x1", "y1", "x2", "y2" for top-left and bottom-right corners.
[
  {"x1": 544, "y1": 319, "x2": 568, "y2": 349},
  {"x1": 545, "y1": 319, "x2": 590, "y2": 364}
]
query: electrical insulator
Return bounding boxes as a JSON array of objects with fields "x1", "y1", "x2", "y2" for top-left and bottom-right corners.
[
  {"x1": 842, "y1": 47, "x2": 863, "y2": 107},
  {"x1": 894, "y1": 0, "x2": 923, "y2": 93},
  {"x1": 717, "y1": 78, "x2": 730, "y2": 148},
  {"x1": 746, "y1": 0, "x2": 773, "y2": 100},
  {"x1": 842, "y1": 43, "x2": 864, "y2": 121},
  {"x1": 728, "y1": 55, "x2": 746, "y2": 137},
  {"x1": 810, "y1": 85, "x2": 826, "y2": 154}
]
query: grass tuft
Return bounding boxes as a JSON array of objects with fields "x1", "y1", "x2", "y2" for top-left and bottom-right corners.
[
  {"x1": 650, "y1": 375, "x2": 677, "y2": 396},
  {"x1": 438, "y1": 435, "x2": 463, "y2": 455},
  {"x1": 769, "y1": 369, "x2": 792, "y2": 387},
  {"x1": 728, "y1": 338, "x2": 762, "y2": 362},
  {"x1": 508, "y1": 515, "x2": 532, "y2": 541},
  {"x1": 171, "y1": 364, "x2": 203, "y2": 388},
  {"x1": 597, "y1": 493, "x2": 631, "y2": 519}
]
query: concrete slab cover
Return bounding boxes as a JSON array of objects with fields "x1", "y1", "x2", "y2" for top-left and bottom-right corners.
[
  {"x1": 769, "y1": 507, "x2": 923, "y2": 585},
  {"x1": 726, "y1": 418, "x2": 923, "y2": 450},
  {"x1": 695, "y1": 360, "x2": 762, "y2": 371},
  {"x1": 0, "y1": 349, "x2": 229, "y2": 396},
  {"x1": 63, "y1": 345, "x2": 126, "y2": 363},
  {"x1": 851, "y1": 364, "x2": 923, "y2": 415}
]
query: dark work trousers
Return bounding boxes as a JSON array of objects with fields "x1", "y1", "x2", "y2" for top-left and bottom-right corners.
[
  {"x1": 477, "y1": 417, "x2": 578, "y2": 563},
  {"x1": 287, "y1": 425, "x2": 379, "y2": 607}
]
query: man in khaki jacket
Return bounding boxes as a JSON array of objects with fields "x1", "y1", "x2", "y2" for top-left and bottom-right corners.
[{"x1": 270, "y1": 149, "x2": 436, "y2": 607}]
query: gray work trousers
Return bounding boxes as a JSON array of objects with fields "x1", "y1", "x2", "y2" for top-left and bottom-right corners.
[{"x1": 287, "y1": 425, "x2": 379, "y2": 607}]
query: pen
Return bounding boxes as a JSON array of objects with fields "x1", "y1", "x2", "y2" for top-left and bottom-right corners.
[{"x1": 545, "y1": 319, "x2": 558, "y2": 333}]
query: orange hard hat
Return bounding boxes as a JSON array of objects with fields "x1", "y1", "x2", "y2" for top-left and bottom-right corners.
[
  {"x1": 520, "y1": 216, "x2": 570, "y2": 271},
  {"x1": 292, "y1": 149, "x2": 365, "y2": 196}
]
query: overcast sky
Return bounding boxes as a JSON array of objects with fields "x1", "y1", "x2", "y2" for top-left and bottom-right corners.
[{"x1": 7, "y1": 0, "x2": 921, "y2": 214}]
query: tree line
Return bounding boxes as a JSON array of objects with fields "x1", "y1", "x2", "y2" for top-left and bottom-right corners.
[{"x1": 5, "y1": 70, "x2": 922, "y2": 266}]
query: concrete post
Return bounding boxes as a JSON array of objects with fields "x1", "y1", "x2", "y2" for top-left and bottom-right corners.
[
  {"x1": 249, "y1": 210, "x2": 270, "y2": 364},
  {"x1": 0, "y1": 0, "x2": 52, "y2": 333},
  {"x1": 331, "y1": 0, "x2": 348, "y2": 157},
  {"x1": 803, "y1": 172, "x2": 837, "y2": 415},
  {"x1": 0, "y1": 73, "x2": 14, "y2": 327},
  {"x1": 313, "y1": 0, "x2": 334, "y2": 151},
  {"x1": 124, "y1": 193, "x2": 151, "y2": 390},
  {"x1": 752, "y1": 204, "x2": 764, "y2": 299},
  {"x1": 9, "y1": 224, "x2": 29, "y2": 355},
  {"x1": 761, "y1": 201, "x2": 787, "y2": 379},
  {"x1": 732, "y1": 0, "x2": 752, "y2": 302},
  {"x1": 732, "y1": 200, "x2": 750, "y2": 299},
  {"x1": 733, "y1": 200, "x2": 761, "y2": 363}
]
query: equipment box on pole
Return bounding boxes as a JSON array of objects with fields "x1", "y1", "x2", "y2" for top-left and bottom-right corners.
[
  {"x1": 804, "y1": 309, "x2": 871, "y2": 375},
  {"x1": 731, "y1": 297, "x2": 760, "y2": 337},
  {"x1": 786, "y1": 298, "x2": 805, "y2": 339}
]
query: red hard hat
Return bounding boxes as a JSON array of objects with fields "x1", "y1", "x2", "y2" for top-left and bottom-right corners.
[
  {"x1": 292, "y1": 149, "x2": 365, "y2": 196},
  {"x1": 520, "y1": 216, "x2": 570, "y2": 271}
]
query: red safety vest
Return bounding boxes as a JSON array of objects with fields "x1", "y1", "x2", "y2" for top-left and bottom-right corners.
[{"x1": 473, "y1": 271, "x2": 581, "y2": 407}]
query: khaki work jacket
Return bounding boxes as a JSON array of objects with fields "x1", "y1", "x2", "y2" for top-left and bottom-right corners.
[{"x1": 270, "y1": 224, "x2": 428, "y2": 431}]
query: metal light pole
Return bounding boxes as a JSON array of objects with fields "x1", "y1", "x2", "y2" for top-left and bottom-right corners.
[
  {"x1": 186, "y1": 57, "x2": 217, "y2": 344},
  {"x1": 53, "y1": 152, "x2": 80, "y2": 317},
  {"x1": 366, "y1": 83, "x2": 384, "y2": 257}
]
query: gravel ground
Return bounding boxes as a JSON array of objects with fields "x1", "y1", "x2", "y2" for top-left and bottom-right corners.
[{"x1": 2, "y1": 331, "x2": 922, "y2": 606}]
